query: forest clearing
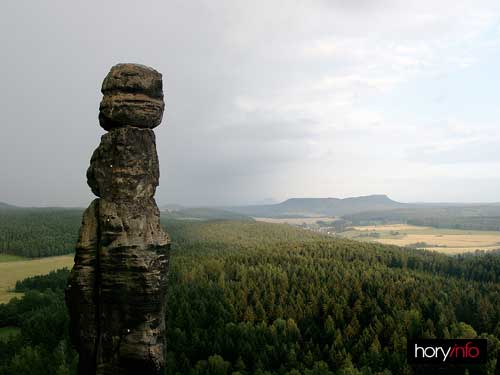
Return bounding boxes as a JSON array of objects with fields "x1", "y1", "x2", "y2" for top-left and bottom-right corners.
[{"x1": 0, "y1": 254, "x2": 73, "y2": 303}]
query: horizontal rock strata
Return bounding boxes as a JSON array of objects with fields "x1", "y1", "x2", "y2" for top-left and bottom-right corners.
[{"x1": 67, "y1": 63, "x2": 170, "y2": 375}]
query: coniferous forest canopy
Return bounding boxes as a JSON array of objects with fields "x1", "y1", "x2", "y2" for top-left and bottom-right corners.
[
  {"x1": 0, "y1": 207, "x2": 82, "y2": 258},
  {"x1": 0, "y1": 219, "x2": 499, "y2": 374},
  {"x1": 4, "y1": 202, "x2": 500, "y2": 260}
]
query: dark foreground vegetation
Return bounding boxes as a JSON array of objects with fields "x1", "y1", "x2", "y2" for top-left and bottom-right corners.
[{"x1": 0, "y1": 220, "x2": 499, "y2": 374}]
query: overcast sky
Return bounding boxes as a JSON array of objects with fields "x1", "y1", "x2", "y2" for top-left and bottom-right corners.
[{"x1": 2, "y1": 1, "x2": 500, "y2": 206}]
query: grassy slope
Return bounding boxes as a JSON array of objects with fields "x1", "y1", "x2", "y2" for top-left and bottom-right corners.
[{"x1": 0, "y1": 254, "x2": 27, "y2": 262}]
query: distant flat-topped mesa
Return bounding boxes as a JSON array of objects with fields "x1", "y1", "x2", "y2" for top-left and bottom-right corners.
[
  {"x1": 67, "y1": 63, "x2": 170, "y2": 375},
  {"x1": 99, "y1": 63, "x2": 165, "y2": 130}
]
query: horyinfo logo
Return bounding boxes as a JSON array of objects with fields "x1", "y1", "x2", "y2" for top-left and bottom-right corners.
[{"x1": 408, "y1": 339, "x2": 487, "y2": 365}]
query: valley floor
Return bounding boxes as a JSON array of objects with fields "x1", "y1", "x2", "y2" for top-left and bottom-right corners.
[
  {"x1": 0, "y1": 254, "x2": 74, "y2": 303},
  {"x1": 339, "y1": 224, "x2": 500, "y2": 254}
]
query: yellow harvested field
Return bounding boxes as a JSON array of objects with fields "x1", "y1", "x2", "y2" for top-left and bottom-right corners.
[
  {"x1": 353, "y1": 224, "x2": 428, "y2": 231},
  {"x1": 347, "y1": 224, "x2": 500, "y2": 254},
  {"x1": 0, "y1": 254, "x2": 74, "y2": 304},
  {"x1": 380, "y1": 233, "x2": 500, "y2": 249},
  {"x1": 254, "y1": 217, "x2": 337, "y2": 224}
]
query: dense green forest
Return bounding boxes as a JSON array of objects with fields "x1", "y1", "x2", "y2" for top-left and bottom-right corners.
[
  {"x1": 162, "y1": 207, "x2": 254, "y2": 221},
  {"x1": 4, "y1": 202, "x2": 500, "y2": 260},
  {"x1": 1, "y1": 220, "x2": 499, "y2": 374},
  {"x1": 0, "y1": 272, "x2": 76, "y2": 374},
  {"x1": 0, "y1": 207, "x2": 82, "y2": 257},
  {"x1": 0, "y1": 207, "x2": 251, "y2": 258}
]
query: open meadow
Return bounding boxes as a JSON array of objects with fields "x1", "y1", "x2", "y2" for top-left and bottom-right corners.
[
  {"x1": 339, "y1": 223, "x2": 500, "y2": 254},
  {"x1": 0, "y1": 254, "x2": 74, "y2": 304}
]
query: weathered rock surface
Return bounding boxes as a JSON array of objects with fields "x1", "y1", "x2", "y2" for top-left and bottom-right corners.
[
  {"x1": 86, "y1": 127, "x2": 160, "y2": 201},
  {"x1": 99, "y1": 64, "x2": 165, "y2": 130},
  {"x1": 66, "y1": 63, "x2": 170, "y2": 375}
]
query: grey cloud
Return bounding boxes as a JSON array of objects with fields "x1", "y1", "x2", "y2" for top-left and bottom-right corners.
[
  {"x1": 407, "y1": 139, "x2": 500, "y2": 164},
  {"x1": 1, "y1": 0, "x2": 500, "y2": 206}
]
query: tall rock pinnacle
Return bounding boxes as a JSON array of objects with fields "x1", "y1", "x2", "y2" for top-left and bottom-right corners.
[{"x1": 66, "y1": 63, "x2": 170, "y2": 375}]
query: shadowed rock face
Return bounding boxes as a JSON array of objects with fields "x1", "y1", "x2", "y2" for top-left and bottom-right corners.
[{"x1": 66, "y1": 63, "x2": 170, "y2": 375}]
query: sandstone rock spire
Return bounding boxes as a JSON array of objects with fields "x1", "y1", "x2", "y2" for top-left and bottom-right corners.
[{"x1": 66, "y1": 63, "x2": 170, "y2": 375}]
